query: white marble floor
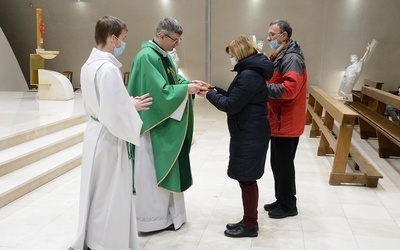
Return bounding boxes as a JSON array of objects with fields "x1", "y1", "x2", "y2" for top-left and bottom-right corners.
[{"x1": 0, "y1": 91, "x2": 400, "y2": 250}]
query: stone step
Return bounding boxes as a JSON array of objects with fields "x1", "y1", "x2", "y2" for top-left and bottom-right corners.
[
  {"x1": 0, "y1": 123, "x2": 86, "y2": 177},
  {"x1": 0, "y1": 143, "x2": 83, "y2": 208},
  {"x1": 0, "y1": 114, "x2": 86, "y2": 208},
  {"x1": 0, "y1": 114, "x2": 86, "y2": 150}
]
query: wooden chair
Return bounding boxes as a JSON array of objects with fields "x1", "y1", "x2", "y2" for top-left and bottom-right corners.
[
  {"x1": 62, "y1": 71, "x2": 79, "y2": 91},
  {"x1": 124, "y1": 72, "x2": 130, "y2": 86},
  {"x1": 62, "y1": 71, "x2": 73, "y2": 83}
]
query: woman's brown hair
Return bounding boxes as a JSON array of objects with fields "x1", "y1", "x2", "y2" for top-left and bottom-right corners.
[{"x1": 225, "y1": 35, "x2": 258, "y2": 62}]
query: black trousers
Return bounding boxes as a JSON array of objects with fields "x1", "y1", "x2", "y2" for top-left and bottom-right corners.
[{"x1": 270, "y1": 136, "x2": 299, "y2": 211}]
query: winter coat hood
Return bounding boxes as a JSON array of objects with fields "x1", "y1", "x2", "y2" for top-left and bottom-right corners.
[
  {"x1": 275, "y1": 40, "x2": 305, "y2": 64},
  {"x1": 233, "y1": 53, "x2": 273, "y2": 80}
]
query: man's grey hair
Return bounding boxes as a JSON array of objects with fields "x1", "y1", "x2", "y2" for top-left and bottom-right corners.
[
  {"x1": 156, "y1": 17, "x2": 183, "y2": 36},
  {"x1": 270, "y1": 19, "x2": 292, "y2": 38}
]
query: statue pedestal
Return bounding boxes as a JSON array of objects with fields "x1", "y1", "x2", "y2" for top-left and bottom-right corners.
[{"x1": 37, "y1": 69, "x2": 74, "y2": 100}]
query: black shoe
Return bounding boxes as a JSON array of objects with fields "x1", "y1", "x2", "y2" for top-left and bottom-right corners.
[
  {"x1": 226, "y1": 221, "x2": 241, "y2": 230},
  {"x1": 224, "y1": 223, "x2": 258, "y2": 238},
  {"x1": 263, "y1": 201, "x2": 279, "y2": 211},
  {"x1": 268, "y1": 207, "x2": 298, "y2": 219},
  {"x1": 164, "y1": 224, "x2": 175, "y2": 231},
  {"x1": 226, "y1": 220, "x2": 259, "y2": 231}
]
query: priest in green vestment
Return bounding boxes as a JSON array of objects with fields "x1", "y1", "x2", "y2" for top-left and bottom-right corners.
[{"x1": 127, "y1": 17, "x2": 206, "y2": 232}]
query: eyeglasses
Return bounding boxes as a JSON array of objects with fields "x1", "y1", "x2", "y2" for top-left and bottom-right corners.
[
  {"x1": 267, "y1": 32, "x2": 284, "y2": 39},
  {"x1": 165, "y1": 34, "x2": 182, "y2": 44}
]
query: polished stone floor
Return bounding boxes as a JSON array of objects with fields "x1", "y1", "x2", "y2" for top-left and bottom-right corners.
[{"x1": 0, "y1": 91, "x2": 400, "y2": 250}]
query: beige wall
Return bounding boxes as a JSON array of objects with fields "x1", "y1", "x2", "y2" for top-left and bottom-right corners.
[
  {"x1": 0, "y1": 26, "x2": 26, "y2": 91},
  {"x1": 210, "y1": 0, "x2": 400, "y2": 93},
  {"x1": 1, "y1": 0, "x2": 399, "y2": 93},
  {"x1": 0, "y1": 0, "x2": 206, "y2": 89}
]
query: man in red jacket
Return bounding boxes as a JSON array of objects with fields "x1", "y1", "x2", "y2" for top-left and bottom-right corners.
[{"x1": 264, "y1": 19, "x2": 307, "y2": 219}]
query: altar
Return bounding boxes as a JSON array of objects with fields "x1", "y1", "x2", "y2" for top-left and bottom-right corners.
[{"x1": 29, "y1": 7, "x2": 74, "y2": 101}]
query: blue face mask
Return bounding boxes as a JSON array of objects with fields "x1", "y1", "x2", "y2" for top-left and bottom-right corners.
[
  {"x1": 269, "y1": 39, "x2": 280, "y2": 50},
  {"x1": 269, "y1": 33, "x2": 283, "y2": 50},
  {"x1": 113, "y1": 36, "x2": 126, "y2": 57}
]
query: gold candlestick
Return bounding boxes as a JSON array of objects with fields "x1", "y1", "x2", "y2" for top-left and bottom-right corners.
[{"x1": 36, "y1": 8, "x2": 44, "y2": 49}]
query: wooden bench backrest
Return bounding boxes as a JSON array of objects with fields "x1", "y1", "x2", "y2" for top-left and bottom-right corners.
[
  {"x1": 361, "y1": 86, "x2": 400, "y2": 110},
  {"x1": 352, "y1": 79, "x2": 383, "y2": 103},
  {"x1": 309, "y1": 86, "x2": 358, "y2": 124},
  {"x1": 363, "y1": 79, "x2": 384, "y2": 90}
]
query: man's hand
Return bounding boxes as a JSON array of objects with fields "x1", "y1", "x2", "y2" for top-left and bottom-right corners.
[
  {"x1": 188, "y1": 83, "x2": 207, "y2": 95},
  {"x1": 132, "y1": 93, "x2": 152, "y2": 111},
  {"x1": 191, "y1": 80, "x2": 215, "y2": 89}
]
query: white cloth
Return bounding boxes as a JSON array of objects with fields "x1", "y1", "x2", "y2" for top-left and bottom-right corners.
[
  {"x1": 170, "y1": 94, "x2": 187, "y2": 121},
  {"x1": 71, "y1": 48, "x2": 142, "y2": 250},
  {"x1": 134, "y1": 132, "x2": 187, "y2": 232}
]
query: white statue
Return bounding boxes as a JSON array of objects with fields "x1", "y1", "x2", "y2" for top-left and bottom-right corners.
[
  {"x1": 256, "y1": 40, "x2": 265, "y2": 51},
  {"x1": 250, "y1": 35, "x2": 264, "y2": 51},
  {"x1": 338, "y1": 54, "x2": 363, "y2": 98},
  {"x1": 168, "y1": 48, "x2": 180, "y2": 68},
  {"x1": 338, "y1": 39, "x2": 378, "y2": 98}
]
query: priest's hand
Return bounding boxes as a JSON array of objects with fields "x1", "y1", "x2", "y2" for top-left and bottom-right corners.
[
  {"x1": 131, "y1": 93, "x2": 152, "y2": 111},
  {"x1": 192, "y1": 80, "x2": 213, "y2": 87},
  {"x1": 188, "y1": 83, "x2": 207, "y2": 95},
  {"x1": 193, "y1": 80, "x2": 215, "y2": 97}
]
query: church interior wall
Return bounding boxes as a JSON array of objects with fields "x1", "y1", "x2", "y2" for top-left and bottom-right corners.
[{"x1": 0, "y1": 0, "x2": 399, "y2": 93}]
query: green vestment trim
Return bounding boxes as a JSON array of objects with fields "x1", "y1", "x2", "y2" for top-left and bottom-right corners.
[
  {"x1": 127, "y1": 41, "x2": 193, "y2": 192},
  {"x1": 90, "y1": 116, "x2": 99, "y2": 122}
]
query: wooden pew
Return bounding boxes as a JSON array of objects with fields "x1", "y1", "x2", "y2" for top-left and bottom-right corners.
[
  {"x1": 351, "y1": 79, "x2": 384, "y2": 103},
  {"x1": 306, "y1": 86, "x2": 383, "y2": 187},
  {"x1": 351, "y1": 79, "x2": 384, "y2": 125},
  {"x1": 346, "y1": 86, "x2": 400, "y2": 158}
]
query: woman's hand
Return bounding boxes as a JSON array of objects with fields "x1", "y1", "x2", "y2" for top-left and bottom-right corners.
[
  {"x1": 189, "y1": 80, "x2": 214, "y2": 96},
  {"x1": 192, "y1": 80, "x2": 215, "y2": 97},
  {"x1": 131, "y1": 93, "x2": 152, "y2": 111},
  {"x1": 192, "y1": 80, "x2": 214, "y2": 89},
  {"x1": 197, "y1": 89, "x2": 208, "y2": 97}
]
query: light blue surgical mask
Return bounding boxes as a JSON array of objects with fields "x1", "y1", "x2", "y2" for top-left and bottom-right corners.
[
  {"x1": 113, "y1": 36, "x2": 126, "y2": 57},
  {"x1": 269, "y1": 39, "x2": 280, "y2": 50},
  {"x1": 269, "y1": 33, "x2": 283, "y2": 50}
]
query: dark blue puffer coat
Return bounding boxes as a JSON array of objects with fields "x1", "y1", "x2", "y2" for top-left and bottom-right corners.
[{"x1": 206, "y1": 53, "x2": 273, "y2": 181}]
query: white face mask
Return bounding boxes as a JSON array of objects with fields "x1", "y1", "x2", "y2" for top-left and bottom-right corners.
[{"x1": 230, "y1": 57, "x2": 237, "y2": 66}]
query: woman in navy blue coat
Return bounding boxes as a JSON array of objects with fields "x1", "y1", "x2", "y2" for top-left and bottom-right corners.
[{"x1": 198, "y1": 35, "x2": 273, "y2": 238}]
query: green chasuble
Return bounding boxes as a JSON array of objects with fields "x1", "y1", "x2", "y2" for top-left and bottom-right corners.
[{"x1": 127, "y1": 41, "x2": 193, "y2": 192}]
